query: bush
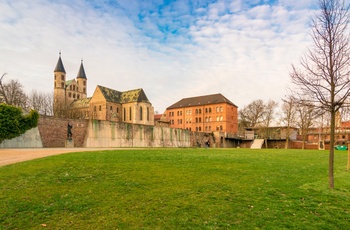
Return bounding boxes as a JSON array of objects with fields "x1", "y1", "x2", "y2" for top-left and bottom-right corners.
[{"x1": 0, "y1": 103, "x2": 39, "y2": 143}]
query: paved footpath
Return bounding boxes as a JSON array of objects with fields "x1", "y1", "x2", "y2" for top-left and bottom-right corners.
[{"x1": 0, "y1": 148, "x2": 118, "y2": 167}]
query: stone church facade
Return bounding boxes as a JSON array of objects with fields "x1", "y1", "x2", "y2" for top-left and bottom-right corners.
[{"x1": 53, "y1": 53, "x2": 154, "y2": 125}]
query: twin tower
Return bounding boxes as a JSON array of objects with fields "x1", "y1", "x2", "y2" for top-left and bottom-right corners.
[{"x1": 53, "y1": 53, "x2": 87, "y2": 116}]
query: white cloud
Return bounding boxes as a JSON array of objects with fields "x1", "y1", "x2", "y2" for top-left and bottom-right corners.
[{"x1": 0, "y1": 0, "x2": 315, "y2": 113}]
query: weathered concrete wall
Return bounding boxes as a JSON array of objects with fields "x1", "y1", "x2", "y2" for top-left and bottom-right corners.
[
  {"x1": 85, "y1": 120, "x2": 191, "y2": 147},
  {"x1": 38, "y1": 117, "x2": 88, "y2": 147},
  {"x1": 0, "y1": 127, "x2": 43, "y2": 148}
]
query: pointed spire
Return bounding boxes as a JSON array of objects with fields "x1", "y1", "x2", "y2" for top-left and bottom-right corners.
[
  {"x1": 77, "y1": 59, "x2": 87, "y2": 79},
  {"x1": 54, "y1": 51, "x2": 66, "y2": 73}
]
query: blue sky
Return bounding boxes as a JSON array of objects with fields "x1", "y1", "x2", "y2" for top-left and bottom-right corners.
[{"x1": 0, "y1": 0, "x2": 317, "y2": 113}]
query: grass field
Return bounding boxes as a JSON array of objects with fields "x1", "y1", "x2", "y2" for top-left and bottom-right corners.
[{"x1": 1, "y1": 148, "x2": 350, "y2": 229}]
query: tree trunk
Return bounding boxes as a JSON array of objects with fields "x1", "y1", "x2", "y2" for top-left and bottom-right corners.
[{"x1": 329, "y1": 109, "x2": 335, "y2": 189}]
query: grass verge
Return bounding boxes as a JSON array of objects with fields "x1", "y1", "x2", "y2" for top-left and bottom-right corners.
[{"x1": 1, "y1": 148, "x2": 350, "y2": 229}]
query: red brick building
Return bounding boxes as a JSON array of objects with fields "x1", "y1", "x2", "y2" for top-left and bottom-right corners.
[{"x1": 165, "y1": 94, "x2": 238, "y2": 134}]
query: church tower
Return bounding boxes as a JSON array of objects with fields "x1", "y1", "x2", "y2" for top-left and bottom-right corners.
[
  {"x1": 53, "y1": 52, "x2": 67, "y2": 117},
  {"x1": 76, "y1": 60, "x2": 87, "y2": 99}
]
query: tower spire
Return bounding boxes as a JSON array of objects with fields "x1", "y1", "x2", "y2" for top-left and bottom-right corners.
[
  {"x1": 77, "y1": 59, "x2": 87, "y2": 79},
  {"x1": 54, "y1": 51, "x2": 66, "y2": 73}
]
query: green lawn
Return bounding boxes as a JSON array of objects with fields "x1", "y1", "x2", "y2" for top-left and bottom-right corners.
[{"x1": 1, "y1": 148, "x2": 350, "y2": 229}]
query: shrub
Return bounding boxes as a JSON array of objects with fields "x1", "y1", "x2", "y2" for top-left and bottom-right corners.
[{"x1": 0, "y1": 103, "x2": 39, "y2": 143}]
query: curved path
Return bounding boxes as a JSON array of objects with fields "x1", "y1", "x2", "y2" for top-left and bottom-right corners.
[{"x1": 0, "y1": 148, "x2": 118, "y2": 167}]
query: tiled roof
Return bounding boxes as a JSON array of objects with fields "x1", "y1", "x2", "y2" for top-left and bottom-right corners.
[
  {"x1": 54, "y1": 55, "x2": 66, "y2": 73},
  {"x1": 121, "y1": 89, "x2": 150, "y2": 103},
  {"x1": 65, "y1": 79, "x2": 73, "y2": 86},
  {"x1": 69, "y1": 97, "x2": 91, "y2": 109},
  {"x1": 167, "y1": 93, "x2": 237, "y2": 109},
  {"x1": 97, "y1": 85, "x2": 150, "y2": 104},
  {"x1": 77, "y1": 61, "x2": 87, "y2": 79},
  {"x1": 97, "y1": 85, "x2": 122, "y2": 102}
]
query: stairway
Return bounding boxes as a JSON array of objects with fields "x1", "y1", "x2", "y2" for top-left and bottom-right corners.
[{"x1": 250, "y1": 139, "x2": 264, "y2": 149}]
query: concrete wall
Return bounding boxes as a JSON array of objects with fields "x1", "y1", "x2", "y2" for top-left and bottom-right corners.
[
  {"x1": 85, "y1": 120, "x2": 191, "y2": 147},
  {"x1": 0, "y1": 127, "x2": 43, "y2": 148}
]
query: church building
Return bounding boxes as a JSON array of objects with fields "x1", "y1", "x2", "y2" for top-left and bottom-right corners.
[{"x1": 53, "y1": 53, "x2": 154, "y2": 125}]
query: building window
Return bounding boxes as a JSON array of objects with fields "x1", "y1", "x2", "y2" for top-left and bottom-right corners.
[
  {"x1": 129, "y1": 107, "x2": 132, "y2": 121},
  {"x1": 196, "y1": 118, "x2": 198, "y2": 123},
  {"x1": 83, "y1": 81, "x2": 86, "y2": 86},
  {"x1": 169, "y1": 112, "x2": 171, "y2": 117},
  {"x1": 61, "y1": 75, "x2": 64, "y2": 80},
  {"x1": 220, "y1": 116, "x2": 223, "y2": 121},
  {"x1": 117, "y1": 107, "x2": 119, "y2": 113},
  {"x1": 196, "y1": 127, "x2": 199, "y2": 131},
  {"x1": 216, "y1": 126, "x2": 219, "y2": 131},
  {"x1": 195, "y1": 109, "x2": 198, "y2": 114},
  {"x1": 99, "y1": 105, "x2": 102, "y2": 111},
  {"x1": 147, "y1": 107, "x2": 149, "y2": 121},
  {"x1": 209, "y1": 116, "x2": 212, "y2": 122},
  {"x1": 61, "y1": 82, "x2": 64, "y2": 88},
  {"x1": 209, "y1": 108, "x2": 212, "y2": 113},
  {"x1": 205, "y1": 108, "x2": 208, "y2": 113},
  {"x1": 209, "y1": 126, "x2": 211, "y2": 131},
  {"x1": 199, "y1": 117, "x2": 202, "y2": 122},
  {"x1": 216, "y1": 116, "x2": 219, "y2": 121},
  {"x1": 140, "y1": 106, "x2": 143, "y2": 121},
  {"x1": 110, "y1": 106, "x2": 113, "y2": 111},
  {"x1": 220, "y1": 125, "x2": 223, "y2": 130},
  {"x1": 199, "y1": 109, "x2": 202, "y2": 114},
  {"x1": 199, "y1": 127, "x2": 201, "y2": 131},
  {"x1": 94, "y1": 106, "x2": 96, "y2": 112},
  {"x1": 73, "y1": 93, "x2": 76, "y2": 98},
  {"x1": 68, "y1": 92, "x2": 72, "y2": 98},
  {"x1": 77, "y1": 94, "x2": 80, "y2": 99},
  {"x1": 216, "y1": 107, "x2": 219, "y2": 112},
  {"x1": 220, "y1": 106, "x2": 223, "y2": 112}
]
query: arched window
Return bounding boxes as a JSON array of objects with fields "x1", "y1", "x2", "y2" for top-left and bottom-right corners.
[
  {"x1": 147, "y1": 107, "x2": 149, "y2": 121},
  {"x1": 129, "y1": 107, "x2": 132, "y2": 121},
  {"x1": 199, "y1": 109, "x2": 202, "y2": 114},
  {"x1": 140, "y1": 106, "x2": 143, "y2": 121},
  {"x1": 195, "y1": 109, "x2": 198, "y2": 114}
]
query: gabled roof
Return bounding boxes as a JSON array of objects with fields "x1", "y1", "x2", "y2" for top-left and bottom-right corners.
[
  {"x1": 65, "y1": 79, "x2": 74, "y2": 86},
  {"x1": 97, "y1": 85, "x2": 122, "y2": 102},
  {"x1": 167, "y1": 93, "x2": 237, "y2": 109},
  {"x1": 69, "y1": 97, "x2": 92, "y2": 109},
  {"x1": 96, "y1": 85, "x2": 150, "y2": 104},
  {"x1": 54, "y1": 53, "x2": 66, "y2": 73},
  {"x1": 77, "y1": 61, "x2": 87, "y2": 79},
  {"x1": 121, "y1": 88, "x2": 150, "y2": 103}
]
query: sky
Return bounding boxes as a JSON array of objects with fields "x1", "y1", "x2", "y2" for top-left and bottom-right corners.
[{"x1": 0, "y1": 0, "x2": 318, "y2": 113}]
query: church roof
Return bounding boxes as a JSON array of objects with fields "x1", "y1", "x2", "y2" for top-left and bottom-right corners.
[
  {"x1": 167, "y1": 93, "x2": 237, "y2": 109},
  {"x1": 77, "y1": 61, "x2": 87, "y2": 79},
  {"x1": 97, "y1": 85, "x2": 122, "y2": 102},
  {"x1": 69, "y1": 97, "x2": 92, "y2": 109},
  {"x1": 54, "y1": 53, "x2": 66, "y2": 73},
  {"x1": 97, "y1": 85, "x2": 150, "y2": 104},
  {"x1": 121, "y1": 88, "x2": 150, "y2": 103}
]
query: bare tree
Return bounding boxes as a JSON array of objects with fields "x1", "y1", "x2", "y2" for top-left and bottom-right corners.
[
  {"x1": 27, "y1": 90, "x2": 53, "y2": 116},
  {"x1": 0, "y1": 73, "x2": 27, "y2": 108},
  {"x1": 238, "y1": 99, "x2": 265, "y2": 128},
  {"x1": 290, "y1": 0, "x2": 350, "y2": 189},
  {"x1": 260, "y1": 100, "x2": 278, "y2": 148},
  {"x1": 295, "y1": 102, "x2": 318, "y2": 149},
  {"x1": 281, "y1": 97, "x2": 297, "y2": 149}
]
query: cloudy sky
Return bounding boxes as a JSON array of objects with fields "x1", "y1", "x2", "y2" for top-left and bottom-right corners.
[{"x1": 0, "y1": 0, "x2": 317, "y2": 113}]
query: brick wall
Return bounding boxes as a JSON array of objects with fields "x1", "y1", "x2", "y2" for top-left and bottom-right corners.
[{"x1": 38, "y1": 116, "x2": 88, "y2": 147}]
